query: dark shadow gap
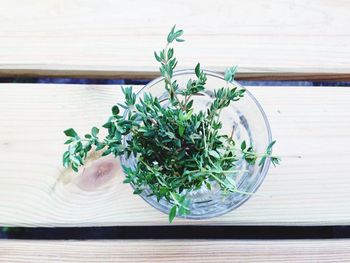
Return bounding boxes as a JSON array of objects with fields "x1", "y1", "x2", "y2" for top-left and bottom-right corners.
[
  {"x1": 0, "y1": 77, "x2": 350, "y2": 86},
  {"x1": 1, "y1": 226, "x2": 350, "y2": 240}
]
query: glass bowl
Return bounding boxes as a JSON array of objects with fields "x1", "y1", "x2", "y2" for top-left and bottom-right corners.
[{"x1": 120, "y1": 69, "x2": 272, "y2": 220}]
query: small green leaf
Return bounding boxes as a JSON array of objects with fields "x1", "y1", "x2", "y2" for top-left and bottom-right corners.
[
  {"x1": 63, "y1": 151, "x2": 70, "y2": 159},
  {"x1": 224, "y1": 66, "x2": 237, "y2": 82},
  {"x1": 165, "y1": 132, "x2": 175, "y2": 139},
  {"x1": 178, "y1": 111, "x2": 184, "y2": 121},
  {"x1": 174, "y1": 29, "x2": 184, "y2": 38},
  {"x1": 71, "y1": 163, "x2": 79, "y2": 172},
  {"x1": 224, "y1": 70, "x2": 231, "y2": 82},
  {"x1": 178, "y1": 125, "x2": 185, "y2": 137},
  {"x1": 240, "y1": 141, "x2": 246, "y2": 150},
  {"x1": 64, "y1": 138, "x2": 74, "y2": 144},
  {"x1": 91, "y1": 127, "x2": 99, "y2": 137},
  {"x1": 123, "y1": 178, "x2": 131, "y2": 184},
  {"x1": 178, "y1": 205, "x2": 189, "y2": 216},
  {"x1": 206, "y1": 182, "x2": 212, "y2": 190},
  {"x1": 169, "y1": 205, "x2": 177, "y2": 223},
  {"x1": 95, "y1": 143, "x2": 105, "y2": 151},
  {"x1": 64, "y1": 128, "x2": 78, "y2": 138},
  {"x1": 258, "y1": 156, "x2": 267, "y2": 167},
  {"x1": 112, "y1": 105, "x2": 120, "y2": 116},
  {"x1": 133, "y1": 188, "x2": 143, "y2": 195},
  {"x1": 183, "y1": 109, "x2": 193, "y2": 121},
  {"x1": 225, "y1": 176, "x2": 236, "y2": 188},
  {"x1": 154, "y1": 51, "x2": 162, "y2": 62},
  {"x1": 271, "y1": 156, "x2": 281, "y2": 166},
  {"x1": 167, "y1": 25, "x2": 184, "y2": 43},
  {"x1": 70, "y1": 156, "x2": 82, "y2": 166},
  {"x1": 167, "y1": 48, "x2": 174, "y2": 59},
  {"x1": 102, "y1": 122, "x2": 112, "y2": 128},
  {"x1": 266, "y1": 140, "x2": 276, "y2": 154},
  {"x1": 62, "y1": 151, "x2": 70, "y2": 167},
  {"x1": 186, "y1": 100, "x2": 193, "y2": 110},
  {"x1": 195, "y1": 63, "x2": 201, "y2": 78},
  {"x1": 209, "y1": 150, "x2": 220, "y2": 159},
  {"x1": 102, "y1": 148, "x2": 112, "y2": 156},
  {"x1": 167, "y1": 25, "x2": 176, "y2": 42}
]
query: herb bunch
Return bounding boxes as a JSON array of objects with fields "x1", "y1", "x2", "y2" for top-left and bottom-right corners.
[{"x1": 63, "y1": 26, "x2": 280, "y2": 222}]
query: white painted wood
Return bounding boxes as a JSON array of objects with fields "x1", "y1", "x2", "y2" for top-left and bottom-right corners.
[
  {"x1": 0, "y1": 84, "x2": 349, "y2": 226},
  {"x1": 1, "y1": 240, "x2": 350, "y2": 262},
  {"x1": 0, "y1": 0, "x2": 349, "y2": 79}
]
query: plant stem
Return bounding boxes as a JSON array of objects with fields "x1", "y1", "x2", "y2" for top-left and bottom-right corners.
[{"x1": 163, "y1": 43, "x2": 185, "y2": 111}]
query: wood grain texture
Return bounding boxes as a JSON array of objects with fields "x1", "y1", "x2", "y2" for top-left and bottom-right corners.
[
  {"x1": 0, "y1": 84, "x2": 349, "y2": 226},
  {"x1": 0, "y1": 0, "x2": 349, "y2": 79},
  {"x1": 1, "y1": 239, "x2": 350, "y2": 262}
]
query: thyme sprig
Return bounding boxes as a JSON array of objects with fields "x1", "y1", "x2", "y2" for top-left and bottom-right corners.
[{"x1": 63, "y1": 26, "x2": 280, "y2": 222}]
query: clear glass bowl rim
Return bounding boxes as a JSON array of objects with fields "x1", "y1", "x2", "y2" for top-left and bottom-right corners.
[{"x1": 124, "y1": 69, "x2": 272, "y2": 219}]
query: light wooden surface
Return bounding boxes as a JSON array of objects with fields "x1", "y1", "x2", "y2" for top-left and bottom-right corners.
[
  {"x1": 0, "y1": 0, "x2": 349, "y2": 79},
  {"x1": 0, "y1": 84, "x2": 349, "y2": 226},
  {"x1": 1, "y1": 239, "x2": 350, "y2": 262}
]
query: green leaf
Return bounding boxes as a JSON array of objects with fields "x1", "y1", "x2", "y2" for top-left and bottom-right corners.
[
  {"x1": 62, "y1": 151, "x2": 70, "y2": 168},
  {"x1": 133, "y1": 189, "x2": 143, "y2": 195},
  {"x1": 258, "y1": 156, "x2": 267, "y2": 167},
  {"x1": 169, "y1": 205, "x2": 177, "y2": 223},
  {"x1": 266, "y1": 140, "x2": 276, "y2": 154},
  {"x1": 195, "y1": 63, "x2": 201, "y2": 78},
  {"x1": 167, "y1": 25, "x2": 176, "y2": 43},
  {"x1": 63, "y1": 151, "x2": 70, "y2": 159},
  {"x1": 165, "y1": 132, "x2": 175, "y2": 139},
  {"x1": 71, "y1": 162, "x2": 79, "y2": 172},
  {"x1": 183, "y1": 109, "x2": 193, "y2": 121},
  {"x1": 154, "y1": 51, "x2": 162, "y2": 62},
  {"x1": 64, "y1": 128, "x2": 78, "y2": 138},
  {"x1": 186, "y1": 100, "x2": 193, "y2": 110},
  {"x1": 167, "y1": 48, "x2": 174, "y2": 59},
  {"x1": 240, "y1": 141, "x2": 246, "y2": 150},
  {"x1": 70, "y1": 156, "x2": 82, "y2": 166},
  {"x1": 224, "y1": 70, "x2": 231, "y2": 82},
  {"x1": 102, "y1": 122, "x2": 112, "y2": 128},
  {"x1": 95, "y1": 143, "x2": 105, "y2": 151},
  {"x1": 102, "y1": 148, "x2": 112, "y2": 156},
  {"x1": 178, "y1": 125, "x2": 185, "y2": 137},
  {"x1": 64, "y1": 138, "x2": 74, "y2": 144},
  {"x1": 167, "y1": 25, "x2": 184, "y2": 43},
  {"x1": 178, "y1": 205, "x2": 189, "y2": 216},
  {"x1": 91, "y1": 127, "x2": 99, "y2": 137},
  {"x1": 206, "y1": 182, "x2": 212, "y2": 190},
  {"x1": 112, "y1": 105, "x2": 120, "y2": 116},
  {"x1": 209, "y1": 150, "x2": 220, "y2": 159},
  {"x1": 225, "y1": 176, "x2": 236, "y2": 188},
  {"x1": 178, "y1": 111, "x2": 184, "y2": 121},
  {"x1": 174, "y1": 30, "x2": 184, "y2": 38},
  {"x1": 224, "y1": 66, "x2": 237, "y2": 82},
  {"x1": 271, "y1": 156, "x2": 281, "y2": 166}
]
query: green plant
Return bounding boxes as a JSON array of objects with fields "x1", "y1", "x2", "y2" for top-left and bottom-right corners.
[{"x1": 63, "y1": 26, "x2": 280, "y2": 222}]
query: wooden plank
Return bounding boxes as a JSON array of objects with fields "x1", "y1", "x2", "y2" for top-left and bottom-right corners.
[
  {"x1": 0, "y1": 0, "x2": 350, "y2": 80},
  {"x1": 0, "y1": 84, "x2": 350, "y2": 226},
  {"x1": 1, "y1": 239, "x2": 350, "y2": 262}
]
